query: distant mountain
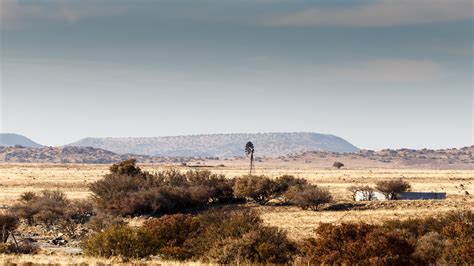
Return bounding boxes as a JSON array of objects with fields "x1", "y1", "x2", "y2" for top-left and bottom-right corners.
[
  {"x1": 0, "y1": 145, "x2": 192, "y2": 164},
  {"x1": 68, "y1": 132, "x2": 359, "y2": 157},
  {"x1": 0, "y1": 133, "x2": 43, "y2": 148}
]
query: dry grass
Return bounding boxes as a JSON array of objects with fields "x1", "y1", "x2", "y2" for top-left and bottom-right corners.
[
  {"x1": 0, "y1": 254, "x2": 213, "y2": 265},
  {"x1": 0, "y1": 164, "x2": 471, "y2": 204},
  {"x1": 0, "y1": 163, "x2": 472, "y2": 264}
]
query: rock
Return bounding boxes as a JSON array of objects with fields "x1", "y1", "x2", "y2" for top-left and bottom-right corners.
[{"x1": 51, "y1": 236, "x2": 68, "y2": 246}]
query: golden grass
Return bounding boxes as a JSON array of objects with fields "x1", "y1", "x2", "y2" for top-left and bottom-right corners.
[
  {"x1": 0, "y1": 254, "x2": 213, "y2": 265},
  {"x1": 0, "y1": 164, "x2": 472, "y2": 204},
  {"x1": 0, "y1": 163, "x2": 473, "y2": 264}
]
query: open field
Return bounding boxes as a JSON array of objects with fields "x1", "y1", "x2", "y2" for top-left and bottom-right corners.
[{"x1": 1, "y1": 163, "x2": 472, "y2": 241}]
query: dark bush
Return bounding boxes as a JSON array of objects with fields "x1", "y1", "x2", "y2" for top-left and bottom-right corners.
[
  {"x1": 233, "y1": 175, "x2": 280, "y2": 204},
  {"x1": 439, "y1": 211, "x2": 474, "y2": 264},
  {"x1": 333, "y1": 161, "x2": 344, "y2": 169},
  {"x1": 186, "y1": 170, "x2": 235, "y2": 203},
  {"x1": 86, "y1": 212, "x2": 125, "y2": 232},
  {"x1": 19, "y1": 191, "x2": 37, "y2": 203},
  {"x1": 90, "y1": 160, "x2": 237, "y2": 216},
  {"x1": 82, "y1": 208, "x2": 296, "y2": 263},
  {"x1": 285, "y1": 185, "x2": 332, "y2": 210},
  {"x1": 208, "y1": 226, "x2": 295, "y2": 264},
  {"x1": 109, "y1": 158, "x2": 142, "y2": 176},
  {"x1": 414, "y1": 232, "x2": 447, "y2": 264},
  {"x1": 376, "y1": 179, "x2": 411, "y2": 200},
  {"x1": 300, "y1": 210, "x2": 474, "y2": 265},
  {"x1": 66, "y1": 199, "x2": 95, "y2": 224},
  {"x1": 82, "y1": 225, "x2": 158, "y2": 259},
  {"x1": 10, "y1": 190, "x2": 69, "y2": 225},
  {"x1": 300, "y1": 223, "x2": 414, "y2": 265},
  {"x1": 144, "y1": 214, "x2": 200, "y2": 260},
  {"x1": 0, "y1": 214, "x2": 19, "y2": 243},
  {"x1": 275, "y1": 175, "x2": 307, "y2": 203}
]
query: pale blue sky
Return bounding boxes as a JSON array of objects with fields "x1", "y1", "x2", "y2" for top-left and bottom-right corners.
[{"x1": 1, "y1": 0, "x2": 472, "y2": 149}]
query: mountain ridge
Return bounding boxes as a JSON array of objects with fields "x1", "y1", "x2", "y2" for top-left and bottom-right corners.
[
  {"x1": 68, "y1": 132, "x2": 359, "y2": 157},
  {"x1": 0, "y1": 133, "x2": 43, "y2": 148}
]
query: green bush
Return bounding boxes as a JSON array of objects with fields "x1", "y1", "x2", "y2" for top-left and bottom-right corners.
[
  {"x1": 285, "y1": 184, "x2": 332, "y2": 210},
  {"x1": 82, "y1": 225, "x2": 158, "y2": 259}
]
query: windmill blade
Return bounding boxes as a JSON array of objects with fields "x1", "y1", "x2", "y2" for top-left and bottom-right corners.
[{"x1": 245, "y1": 141, "x2": 254, "y2": 156}]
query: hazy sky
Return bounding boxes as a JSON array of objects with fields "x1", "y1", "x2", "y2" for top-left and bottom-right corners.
[{"x1": 1, "y1": 0, "x2": 473, "y2": 149}]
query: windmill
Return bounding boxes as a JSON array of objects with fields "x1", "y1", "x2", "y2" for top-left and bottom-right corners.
[{"x1": 245, "y1": 141, "x2": 255, "y2": 175}]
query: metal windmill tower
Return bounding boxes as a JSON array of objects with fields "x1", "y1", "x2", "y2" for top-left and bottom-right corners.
[{"x1": 245, "y1": 141, "x2": 255, "y2": 175}]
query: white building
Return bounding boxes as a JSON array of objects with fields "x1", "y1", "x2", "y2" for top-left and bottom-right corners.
[{"x1": 355, "y1": 191, "x2": 446, "y2": 201}]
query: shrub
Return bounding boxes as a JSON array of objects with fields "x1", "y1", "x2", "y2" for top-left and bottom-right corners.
[
  {"x1": 376, "y1": 179, "x2": 411, "y2": 200},
  {"x1": 233, "y1": 175, "x2": 280, "y2": 204},
  {"x1": 414, "y1": 232, "x2": 446, "y2": 264},
  {"x1": 299, "y1": 211, "x2": 473, "y2": 265},
  {"x1": 19, "y1": 192, "x2": 37, "y2": 203},
  {"x1": 300, "y1": 223, "x2": 414, "y2": 265},
  {"x1": 333, "y1": 161, "x2": 344, "y2": 169},
  {"x1": 86, "y1": 212, "x2": 125, "y2": 232},
  {"x1": 440, "y1": 211, "x2": 474, "y2": 264},
  {"x1": 186, "y1": 170, "x2": 235, "y2": 203},
  {"x1": 66, "y1": 199, "x2": 95, "y2": 224},
  {"x1": 144, "y1": 214, "x2": 200, "y2": 260},
  {"x1": 191, "y1": 208, "x2": 263, "y2": 258},
  {"x1": 83, "y1": 208, "x2": 297, "y2": 263},
  {"x1": 90, "y1": 160, "x2": 237, "y2": 216},
  {"x1": 10, "y1": 190, "x2": 69, "y2": 225},
  {"x1": 208, "y1": 227, "x2": 295, "y2": 264},
  {"x1": 274, "y1": 175, "x2": 307, "y2": 203},
  {"x1": 347, "y1": 185, "x2": 375, "y2": 201},
  {"x1": 0, "y1": 214, "x2": 19, "y2": 243},
  {"x1": 285, "y1": 185, "x2": 332, "y2": 210},
  {"x1": 109, "y1": 158, "x2": 142, "y2": 176},
  {"x1": 82, "y1": 225, "x2": 158, "y2": 259}
]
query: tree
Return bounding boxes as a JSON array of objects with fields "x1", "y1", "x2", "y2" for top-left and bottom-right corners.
[
  {"x1": 347, "y1": 185, "x2": 375, "y2": 201},
  {"x1": 285, "y1": 185, "x2": 333, "y2": 211},
  {"x1": 333, "y1": 161, "x2": 344, "y2": 169},
  {"x1": 376, "y1": 179, "x2": 411, "y2": 200},
  {"x1": 233, "y1": 175, "x2": 280, "y2": 205}
]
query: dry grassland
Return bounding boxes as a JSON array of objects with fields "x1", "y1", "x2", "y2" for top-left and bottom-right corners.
[{"x1": 0, "y1": 164, "x2": 473, "y2": 240}]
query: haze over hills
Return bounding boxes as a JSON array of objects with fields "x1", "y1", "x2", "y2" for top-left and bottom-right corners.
[
  {"x1": 68, "y1": 132, "x2": 360, "y2": 157},
  {"x1": 0, "y1": 143, "x2": 471, "y2": 169},
  {"x1": 0, "y1": 133, "x2": 43, "y2": 148}
]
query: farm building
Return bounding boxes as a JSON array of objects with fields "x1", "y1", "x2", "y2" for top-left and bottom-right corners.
[{"x1": 355, "y1": 191, "x2": 446, "y2": 201}]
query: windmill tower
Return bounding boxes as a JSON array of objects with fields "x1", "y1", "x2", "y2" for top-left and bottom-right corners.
[{"x1": 245, "y1": 141, "x2": 255, "y2": 175}]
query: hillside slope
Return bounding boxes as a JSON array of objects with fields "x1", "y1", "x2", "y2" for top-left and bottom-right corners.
[
  {"x1": 68, "y1": 132, "x2": 359, "y2": 157},
  {"x1": 0, "y1": 133, "x2": 43, "y2": 148},
  {"x1": 0, "y1": 146, "x2": 192, "y2": 164}
]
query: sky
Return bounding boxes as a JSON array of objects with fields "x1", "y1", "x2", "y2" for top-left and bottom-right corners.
[{"x1": 0, "y1": 0, "x2": 473, "y2": 150}]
